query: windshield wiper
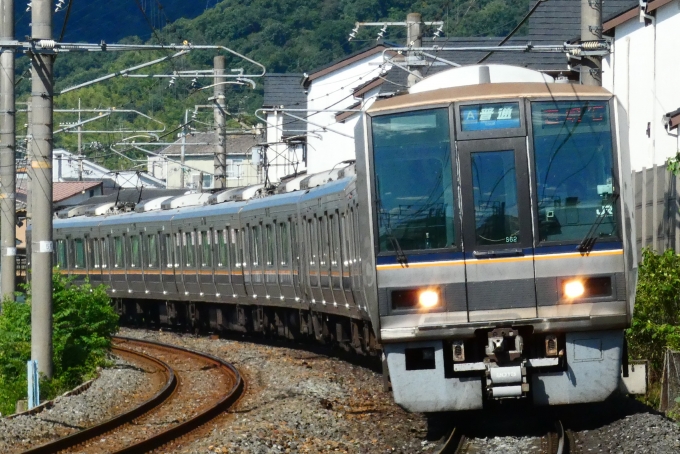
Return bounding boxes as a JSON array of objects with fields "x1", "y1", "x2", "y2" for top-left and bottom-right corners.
[
  {"x1": 387, "y1": 232, "x2": 409, "y2": 267},
  {"x1": 577, "y1": 193, "x2": 619, "y2": 254}
]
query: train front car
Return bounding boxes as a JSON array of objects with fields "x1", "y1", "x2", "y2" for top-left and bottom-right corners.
[{"x1": 355, "y1": 65, "x2": 636, "y2": 412}]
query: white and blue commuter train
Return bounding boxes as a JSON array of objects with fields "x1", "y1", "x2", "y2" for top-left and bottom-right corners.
[{"x1": 42, "y1": 64, "x2": 637, "y2": 412}]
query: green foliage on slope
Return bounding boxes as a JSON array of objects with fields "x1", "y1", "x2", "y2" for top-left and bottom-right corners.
[{"x1": 0, "y1": 274, "x2": 118, "y2": 415}]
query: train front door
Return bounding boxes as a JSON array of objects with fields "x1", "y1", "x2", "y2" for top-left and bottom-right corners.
[{"x1": 458, "y1": 137, "x2": 537, "y2": 321}]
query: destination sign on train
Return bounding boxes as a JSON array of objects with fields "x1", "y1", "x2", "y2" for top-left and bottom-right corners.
[{"x1": 460, "y1": 102, "x2": 521, "y2": 131}]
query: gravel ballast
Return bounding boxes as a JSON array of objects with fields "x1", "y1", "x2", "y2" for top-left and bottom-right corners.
[
  {"x1": 4, "y1": 327, "x2": 680, "y2": 453},
  {"x1": 0, "y1": 355, "x2": 155, "y2": 453}
]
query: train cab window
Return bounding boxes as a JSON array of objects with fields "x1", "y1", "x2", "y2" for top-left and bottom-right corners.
[
  {"x1": 91, "y1": 239, "x2": 100, "y2": 269},
  {"x1": 471, "y1": 150, "x2": 521, "y2": 245},
  {"x1": 265, "y1": 224, "x2": 274, "y2": 268},
  {"x1": 200, "y1": 230, "x2": 212, "y2": 268},
  {"x1": 114, "y1": 237, "x2": 124, "y2": 268},
  {"x1": 278, "y1": 222, "x2": 290, "y2": 266},
  {"x1": 147, "y1": 234, "x2": 158, "y2": 268},
  {"x1": 74, "y1": 238, "x2": 85, "y2": 269},
  {"x1": 531, "y1": 100, "x2": 618, "y2": 243},
  {"x1": 56, "y1": 239, "x2": 67, "y2": 268},
  {"x1": 371, "y1": 108, "x2": 455, "y2": 252},
  {"x1": 184, "y1": 232, "x2": 196, "y2": 267},
  {"x1": 130, "y1": 235, "x2": 141, "y2": 268}
]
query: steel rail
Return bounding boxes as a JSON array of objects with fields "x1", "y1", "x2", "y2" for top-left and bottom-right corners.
[
  {"x1": 20, "y1": 336, "x2": 244, "y2": 454},
  {"x1": 110, "y1": 336, "x2": 244, "y2": 454},
  {"x1": 437, "y1": 427, "x2": 466, "y2": 454},
  {"x1": 21, "y1": 344, "x2": 177, "y2": 454}
]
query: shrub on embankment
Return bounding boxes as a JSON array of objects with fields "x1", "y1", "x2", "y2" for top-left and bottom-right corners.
[
  {"x1": 0, "y1": 273, "x2": 118, "y2": 416},
  {"x1": 626, "y1": 248, "x2": 680, "y2": 410}
]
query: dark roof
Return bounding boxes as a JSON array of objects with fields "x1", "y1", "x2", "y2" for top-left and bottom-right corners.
[
  {"x1": 263, "y1": 73, "x2": 306, "y2": 108},
  {"x1": 604, "y1": 0, "x2": 675, "y2": 31},
  {"x1": 159, "y1": 132, "x2": 259, "y2": 156},
  {"x1": 529, "y1": 0, "x2": 634, "y2": 42},
  {"x1": 353, "y1": 76, "x2": 384, "y2": 98},
  {"x1": 664, "y1": 107, "x2": 680, "y2": 131},
  {"x1": 263, "y1": 73, "x2": 307, "y2": 136}
]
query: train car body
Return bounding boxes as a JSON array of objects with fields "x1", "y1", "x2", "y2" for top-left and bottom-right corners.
[{"x1": 42, "y1": 64, "x2": 637, "y2": 413}]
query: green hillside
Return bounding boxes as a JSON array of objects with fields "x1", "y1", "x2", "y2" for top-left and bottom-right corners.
[{"x1": 17, "y1": 0, "x2": 529, "y2": 170}]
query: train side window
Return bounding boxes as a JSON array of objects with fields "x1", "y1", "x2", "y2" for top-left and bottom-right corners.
[
  {"x1": 56, "y1": 239, "x2": 67, "y2": 268},
  {"x1": 130, "y1": 235, "x2": 141, "y2": 268},
  {"x1": 279, "y1": 222, "x2": 290, "y2": 266},
  {"x1": 330, "y1": 214, "x2": 340, "y2": 269},
  {"x1": 341, "y1": 214, "x2": 350, "y2": 267},
  {"x1": 91, "y1": 238, "x2": 100, "y2": 269},
  {"x1": 200, "y1": 230, "x2": 212, "y2": 268},
  {"x1": 101, "y1": 238, "x2": 109, "y2": 269},
  {"x1": 114, "y1": 237, "x2": 124, "y2": 268},
  {"x1": 236, "y1": 229, "x2": 244, "y2": 269},
  {"x1": 147, "y1": 234, "x2": 159, "y2": 268},
  {"x1": 307, "y1": 219, "x2": 317, "y2": 265},
  {"x1": 265, "y1": 224, "x2": 274, "y2": 268},
  {"x1": 164, "y1": 234, "x2": 174, "y2": 267},
  {"x1": 251, "y1": 225, "x2": 261, "y2": 268},
  {"x1": 351, "y1": 207, "x2": 359, "y2": 263},
  {"x1": 73, "y1": 238, "x2": 85, "y2": 269},
  {"x1": 320, "y1": 216, "x2": 329, "y2": 267},
  {"x1": 184, "y1": 231, "x2": 196, "y2": 267},
  {"x1": 290, "y1": 220, "x2": 298, "y2": 266},
  {"x1": 215, "y1": 230, "x2": 225, "y2": 267},
  {"x1": 175, "y1": 233, "x2": 182, "y2": 267}
]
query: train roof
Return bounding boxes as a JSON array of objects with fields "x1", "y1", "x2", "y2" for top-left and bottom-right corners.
[
  {"x1": 368, "y1": 82, "x2": 613, "y2": 114},
  {"x1": 52, "y1": 175, "x2": 354, "y2": 230}
]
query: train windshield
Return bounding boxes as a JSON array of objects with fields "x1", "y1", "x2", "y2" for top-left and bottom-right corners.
[
  {"x1": 531, "y1": 100, "x2": 618, "y2": 243},
  {"x1": 371, "y1": 108, "x2": 455, "y2": 253}
]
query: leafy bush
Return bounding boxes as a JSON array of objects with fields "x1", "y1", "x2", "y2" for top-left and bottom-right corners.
[
  {"x1": 0, "y1": 273, "x2": 118, "y2": 416},
  {"x1": 627, "y1": 248, "x2": 680, "y2": 380}
]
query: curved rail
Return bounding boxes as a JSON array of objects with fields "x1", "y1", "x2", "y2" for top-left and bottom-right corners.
[
  {"x1": 111, "y1": 336, "x2": 244, "y2": 453},
  {"x1": 437, "y1": 427, "x2": 466, "y2": 454},
  {"x1": 22, "y1": 344, "x2": 177, "y2": 454},
  {"x1": 20, "y1": 336, "x2": 244, "y2": 454}
]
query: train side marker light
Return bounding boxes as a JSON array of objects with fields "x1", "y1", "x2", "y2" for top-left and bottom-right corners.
[
  {"x1": 419, "y1": 290, "x2": 439, "y2": 308},
  {"x1": 564, "y1": 280, "x2": 585, "y2": 299}
]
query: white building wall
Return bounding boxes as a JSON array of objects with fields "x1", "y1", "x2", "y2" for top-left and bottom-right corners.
[
  {"x1": 306, "y1": 54, "x2": 386, "y2": 174},
  {"x1": 605, "y1": 4, "x2": 680, "y2": 172}
]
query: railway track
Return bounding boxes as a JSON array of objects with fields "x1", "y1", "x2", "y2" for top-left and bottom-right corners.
[
  {"x1": 21, "y1": 336, "x2": 244, "y2": 454},
  {"x1": 438, "y1": 419, "x2": 574, "y2": 454}
]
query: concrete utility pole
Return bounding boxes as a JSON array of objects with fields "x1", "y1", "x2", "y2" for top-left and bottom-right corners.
[
  {"x1": 77, "y1": 99, "x2": 83, "y2": 181},
  {"x1": 26, "y1": 102, "x2": 31, "y2": 222},
  {"x1": 581, "y1": 0, "x2": 603, "y2": 86},
  {"x1": 30, "y1": 0, "x2": 54, "y2": 379},
  {"x1": 0, "y1": 0, "x2": 16, "y2": 301},
  {"x1": 180, "y1": 109, "x2": 188, "y2": 189},
  {"x1": 406, "y1": 12, "x2": 423, "y2": 88},
  {"x1": 213, "y1": 56, "x2": 227, "y2": 189}
]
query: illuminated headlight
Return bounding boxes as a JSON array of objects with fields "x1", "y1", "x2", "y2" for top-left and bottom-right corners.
[
  {"x1": 419, "y1": 290, "x2": 439, "y2": 308},
  {"x1": 564, "y1": 280, "x2": 585, "y2": 299}
]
